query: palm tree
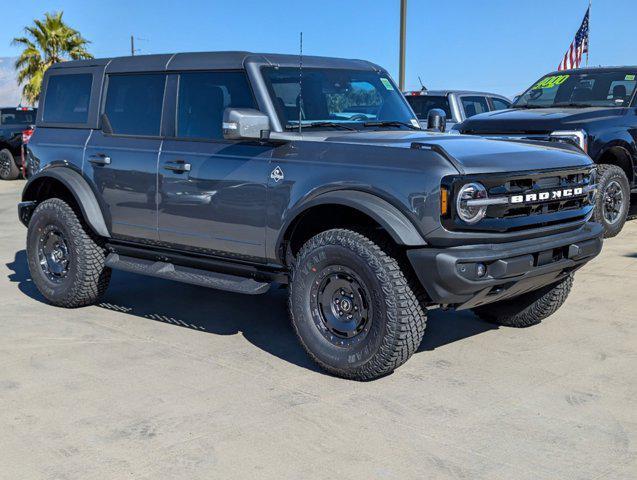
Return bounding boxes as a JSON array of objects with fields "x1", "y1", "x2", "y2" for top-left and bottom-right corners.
[{"x1": 12, "y1": 12, "x2": 93, "y2": 105}]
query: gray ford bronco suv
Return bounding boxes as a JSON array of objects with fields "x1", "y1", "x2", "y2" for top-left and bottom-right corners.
[{"x1": 19, "y1": 52, "x2": 603, "y2": 380}]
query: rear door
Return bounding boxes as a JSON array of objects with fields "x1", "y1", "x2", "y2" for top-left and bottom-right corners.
[
  {"x1": 84, "y1": 73, "x2": 166, "y2": 241},
  {"x1": 157, "y1": 70, "x2": 271, "y2": 261}
]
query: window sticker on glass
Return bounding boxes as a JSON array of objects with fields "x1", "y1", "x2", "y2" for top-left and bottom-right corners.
[
  {"x1": 625, "y1": 74, "x2": 635, "y2": 81},
  {"x1": 380, "y1": 78, "x2": 395, "y2": 91},
  {"x1": 532, "y1": 75, "x2": 570, "y2": 90}
]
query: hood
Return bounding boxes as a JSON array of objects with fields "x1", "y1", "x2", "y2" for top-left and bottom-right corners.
[
  {"x1": 322, "y1": 130, "x2": 593, "y2": 175},
  {"x1": 458, "y1": 106, "x2": 626, "y2": 134}
]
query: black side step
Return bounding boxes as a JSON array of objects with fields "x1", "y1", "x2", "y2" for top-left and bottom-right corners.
[{"x1": 105, "y1": 253, "x2": 271, "y2": 295}]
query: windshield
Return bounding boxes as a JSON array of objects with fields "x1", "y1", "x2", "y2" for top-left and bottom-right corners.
[
  {"x1": 515, "y1": 71, "x2": 636, "y2": 108},
  {"x1": 406, "y1": 95, "x2": 453, "y2": 120},
  {"x1": 0, "y1": 108, "x2": 36, "y2": 125},
  {"x1": 261, "y1": 67, "x2": 418, "y2": 129}
]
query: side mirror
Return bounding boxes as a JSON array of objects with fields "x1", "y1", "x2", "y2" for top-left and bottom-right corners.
[
  {"x1": 426, "y1": 108, "x2": 447, "y2": 133},
  {"x1": 223, "y1": 108, "x2": 270, "y2": 141}
]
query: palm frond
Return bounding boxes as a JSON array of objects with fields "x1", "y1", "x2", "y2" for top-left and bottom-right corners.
[{"x1": 12, "y1": 11, "x2": 93, "y2": 103}]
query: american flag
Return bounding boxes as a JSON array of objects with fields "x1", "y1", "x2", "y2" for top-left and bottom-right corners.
[{"x1": 558, "y1": 6, "x2": 590, "y2": 71}]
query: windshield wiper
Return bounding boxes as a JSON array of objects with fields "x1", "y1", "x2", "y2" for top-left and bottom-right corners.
[
  {"x1": 553, "y1": 103, "x2": 594, "y2": 108},
  {"x1": 362, "y1": 120, "x2": 421, "y2": 130},
  {"x1": 513, "y1": 104, "x2": 546, "y2": 109},
  {"x1": 285, "y1": 122, "x2": 356, "y2": 131}
]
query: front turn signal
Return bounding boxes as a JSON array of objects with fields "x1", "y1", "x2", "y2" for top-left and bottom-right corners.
[{"x1": 440, "y1": 186, "x2": 449, "y2": 216}]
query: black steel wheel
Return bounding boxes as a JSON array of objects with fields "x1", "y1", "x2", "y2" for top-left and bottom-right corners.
[
  {"x1": 0, "y1": 148, "x2": 19, "y2": 180},
  {"x1": 592, "y1": 164, "x2": 630, "y2": 238},
  {"x1": 602, "y1": 180, "x2": 624, "y2": 225},
  {"x1": 312, "y1": 266, "x2": 372, "y2": 346},
  {"x1": 37, "y1": 227, "x2": 71, "y2": 283}
]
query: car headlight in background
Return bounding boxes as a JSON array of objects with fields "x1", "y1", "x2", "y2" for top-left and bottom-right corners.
[
  {"x1": 456, "y1": 182, "x2": 488, "y2": 224},
  {"x1": 549, "y1": 129, "x2": 588, "y2": 153}
]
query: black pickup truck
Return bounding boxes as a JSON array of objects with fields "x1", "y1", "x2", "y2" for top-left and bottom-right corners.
[
  {"x1": 18, "y1": 52, "x2": 603, "y2": 380},
  {"x1": 456, "y1": 67, "x2": 637, "y2": 238},
  {"x1": 0, "y1": 106, "x2": 36, "y2": 180}
]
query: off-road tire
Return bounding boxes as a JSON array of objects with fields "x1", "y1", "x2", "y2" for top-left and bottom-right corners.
[
  {"x1": 289, "y1": 229, "x2": 427, "y2": 380},
  {"x1": 27, "y1": 198, "x2": 111, "y2": 308},
  {"x1": 0, "y1": 148, "x2": 20, "y2": 180},
  {"x1": 593, "y1": 164, "x2": 630, "y2": 238},
  {"x1": 472, "y1": 274, "x2": 574, "y2": 328}
]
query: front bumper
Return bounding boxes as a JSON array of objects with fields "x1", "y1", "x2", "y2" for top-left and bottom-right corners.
[{"x1": 407, "y1": 222, "x2": 603, "y2": 310}]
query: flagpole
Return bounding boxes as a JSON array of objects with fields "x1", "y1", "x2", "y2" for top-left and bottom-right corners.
[{"x1": 586, "y1": 0, "x2": 591, "y2": 66}]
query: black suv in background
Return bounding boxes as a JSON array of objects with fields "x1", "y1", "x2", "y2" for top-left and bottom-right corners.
[
  {"x1": 456, "y1": 67, "x2": 637, "y2": 237},
  {"x1": 18, "y1": 52, "x2": 603, "y2": 380},
  {"x1": 0, "y1": 106, "x2": 36, "y2": 180}
]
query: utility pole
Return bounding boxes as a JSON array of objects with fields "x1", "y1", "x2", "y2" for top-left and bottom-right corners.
[
  {"x1": 399, "y1": 0, "x2": 407, "y2": 91},
  {"x1": 130, "y1": 35, "x2": 135, "y2": 56}
]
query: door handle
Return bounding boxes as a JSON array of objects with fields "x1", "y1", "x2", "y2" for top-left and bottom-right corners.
[
  {"x1": 89, "y1": 154, "x2": 111, "y2": 166},
  {"x1": 164, "y1": 160, "x2": 191, "y2": 173}
]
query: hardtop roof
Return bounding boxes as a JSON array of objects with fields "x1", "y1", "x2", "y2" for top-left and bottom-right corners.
[
  {"x1": 406, "y1": 89, "x2": 509, "y2": 98},
  {"x1": 49, "y1": 51, "x2": 382, "y2": 73}
]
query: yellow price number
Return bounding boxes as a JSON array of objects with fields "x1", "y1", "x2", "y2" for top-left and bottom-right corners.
[{"x1": 532, "y1": 75, "x2": 570, "y2": 90}]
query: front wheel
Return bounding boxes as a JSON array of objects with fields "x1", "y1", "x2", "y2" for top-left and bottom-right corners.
[
  {"x1": 592, "y1": 164, "x2": 630, "y2": 238},
  {"x1": 472, "y1": 274, "x2": 574, "y2": 327},
  {"x1": 289, "y1": 229, "x2": 427, "y2": 381},
  {"x1": 0, "y1": 149, "x2": 20, "y2": 180},
  {"x1": 27, "y1": 198, "x2": 111, "y2": 308}
]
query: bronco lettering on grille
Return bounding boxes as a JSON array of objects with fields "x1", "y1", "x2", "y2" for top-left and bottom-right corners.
[{"x1": 510, "y1": 187, "x2": 584, "y2": 204}]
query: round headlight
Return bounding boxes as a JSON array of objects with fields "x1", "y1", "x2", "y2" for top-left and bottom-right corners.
[{"x1": 456, "y1": 182, "x2": 488, "y2": 224}]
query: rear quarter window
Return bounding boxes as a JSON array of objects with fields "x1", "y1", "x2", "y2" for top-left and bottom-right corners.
[{"x1": 42, "y1": 74, "x2": 93, "y2": 124}]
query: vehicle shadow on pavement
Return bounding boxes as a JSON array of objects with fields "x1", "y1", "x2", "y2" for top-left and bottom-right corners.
[
  {"x1": 6, "y1": 249, "x2": 45, "y2": 301},
  {"x1": 6, "y1": 249, "x2": 497, "y2": 372}
]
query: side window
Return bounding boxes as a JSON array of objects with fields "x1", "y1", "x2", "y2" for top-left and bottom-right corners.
[
  {"x1": 177, "y1": 71, "x2": 256, "y2": 140},
  {"x1": 491, "y1": 98, "x2": 511, "y2": 111},
  {"x1": 104, "y1": 74, "x2": 166, "y2": 136},
  {"x1": 461, "y1": 96, "x2": 490, "y2": 118},
  {"x1": 607, "y1": 80, "x2": 636, "y2": 105},
  {"x1": 42, "y1": 74, "x2": 93, "y2": 124},
  {"x1": 406, "y1": 96, "x2": 453, "y2": 120}
]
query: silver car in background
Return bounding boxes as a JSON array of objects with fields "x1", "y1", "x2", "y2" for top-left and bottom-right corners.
[{"x1": 404, "y1": 90, "x2": 511, "y2": 131}]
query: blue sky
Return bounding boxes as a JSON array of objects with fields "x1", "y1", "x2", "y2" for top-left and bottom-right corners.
[{"x1": 1, "y1": 0, "x2": 634, "y2": 97}]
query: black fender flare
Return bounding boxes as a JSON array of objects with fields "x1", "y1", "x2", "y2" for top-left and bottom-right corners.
[
  {"x1": 593, "y1": 136, "x2": 636, "y2": 181},
  {"x1": 21, "y1": 167, "x2": 110, "y2": 238},
  {"x1": 280, "y1": 189, "x2": 427, "y2": 253}
]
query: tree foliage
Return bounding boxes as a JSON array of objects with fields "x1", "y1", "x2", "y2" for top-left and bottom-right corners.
[{"x1": 12, "y1": 11, "x2": 93, "y2": 105}]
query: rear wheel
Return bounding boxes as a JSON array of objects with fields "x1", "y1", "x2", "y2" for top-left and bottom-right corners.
[
  {"x1": 289, "y1": 229, "x2": 427, "y2": 380},
  {"x1": 472, "y1": 274, "x2": 574, "y2": 328},
  {"x1": 0, "y1": 149, "x2": 19, "y2": 180},
  {"x1": 593, "y1": 164, "x2": 630, "y2": 238},
  {"x1": 27, "y1": 198, "x2": 111, "y2": 308}
]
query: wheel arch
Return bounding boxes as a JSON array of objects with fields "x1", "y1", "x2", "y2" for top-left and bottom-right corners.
[
  {"x1": 594, "y1": 141, "x2": 635, "y2": 183},
  {"x1": 21, "y1": 168, "x2": 110, "y2": 238},
  {"x1": 278, "y1": 190, "x2": 426, "y2": 264}
]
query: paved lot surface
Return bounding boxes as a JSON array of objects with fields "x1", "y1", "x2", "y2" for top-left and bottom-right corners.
[{"x1": 0, "y1": 179, "x2": 636, "y2": 480}]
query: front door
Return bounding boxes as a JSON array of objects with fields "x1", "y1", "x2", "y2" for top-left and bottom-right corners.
[
  {"x1": 157, "y1": 71, "x2": 271, "y2": 260},
  {"x1": 84, "y1": 72, "x2": 167, "y2": 242}
]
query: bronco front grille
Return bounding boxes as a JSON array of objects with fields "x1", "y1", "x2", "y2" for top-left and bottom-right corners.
[{"x1": 443, "y1": 167, "x2": 596, "y2": 233}]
